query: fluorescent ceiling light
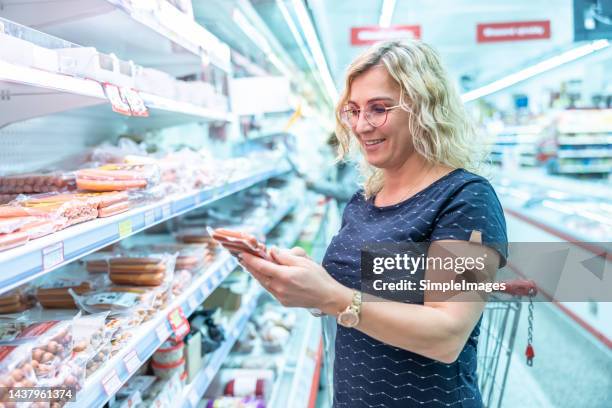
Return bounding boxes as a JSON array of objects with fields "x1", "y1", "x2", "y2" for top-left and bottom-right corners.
[
  {"x1": 379, "y1": 0, "x2": 396, "y2": 28},
  {"x1": 276, "y1": 0, "x2": 316, "y2": 69},
  {"x1": 461, "y1": 39, "x2": 610, "y2": 102},
  {"x1": 291, "y1": 0, "x2": 339, "y2": 102},
  {"x1": 233, "y1": 8, "x2": 292, "y2": 78}
]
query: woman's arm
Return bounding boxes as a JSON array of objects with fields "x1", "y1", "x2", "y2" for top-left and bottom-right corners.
[{"x1": 239, "y1": 240, "x2": 499, "y2": 364}]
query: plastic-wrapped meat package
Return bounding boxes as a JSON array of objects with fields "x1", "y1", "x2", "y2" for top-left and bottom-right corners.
[
  {"x1": 71, "y1": 313, "x2": 112, "y2": 378},
  {"x1": 35, "y1": 280, "x2": 94, "y2": 309},
  {"x1": 0, "y1": 171, "x2": 76, "y2": 194},
  {"x1": 0, "y1": 194, "x2": 18, "y2": 205},
  {"x1": 9, "y1": 319, "x2": 75, "y2": 380},
  {"x1": 44, "y1": 191, "x2": 132, "y2": 218},
  {"x1": 75, "y1": 163, "x2": 160, "y2": 192},
  {"x1": 83, "y1": 252, "x2": 177, "y2": 287},
  {"x1": 13, "y1": 193, "x2": 99, "y2": 229},
  {"x1": 0, "y1": 343, "x2": 38, "y2": 394},
  {"x1": 0, "y1": 287, "x2": 36, "y2": 314}
]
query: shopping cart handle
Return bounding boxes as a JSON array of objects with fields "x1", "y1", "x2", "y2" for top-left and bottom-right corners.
[{"x1": 498, "y1": 279, "x2": 538, "y2": 297}]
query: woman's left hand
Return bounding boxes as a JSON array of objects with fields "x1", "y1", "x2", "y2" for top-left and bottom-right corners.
[{"x1": 238, "y1": 247, "x2": 346, "y2": 312}]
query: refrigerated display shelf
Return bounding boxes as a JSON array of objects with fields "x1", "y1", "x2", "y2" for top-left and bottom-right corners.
[
  {"x1": 557, "y1": 149, "x2": 612, "y2": 158},
  {"x1": 180, "y1": 286, "x2": 263, "y2": 408},
  {"x1": 0, "y1": 59, "x2": 233, "y2": 128},
  {"x1": 74, "y1": 193, "x2": 298, "y2": 408},
  {"x1": 557, "y1": 135, "x2": 612, "y2": 145},
  {"x1": 0, "y1": 164, "x2": 290, "y2": 295},
  {"x1": 556, "y1": 164, "x2": 612, "y2": 173},
  {"x1": 0, "y1": 0, "x2": 230, "y2": 74}
]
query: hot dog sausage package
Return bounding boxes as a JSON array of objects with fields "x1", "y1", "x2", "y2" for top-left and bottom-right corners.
[
  {"x1": 35, "y1": 277, "x2": 99, "y2": 310},
  {"x1": 11, "y1": 192, "x2": 99, "y2": 229},
  {"x1": 75, "y1": 163, "x2": 160, "y2": 192},
  {"x1": 69, "y1": 287, "x2": 155, "y2": 319},
  {"x1": 208, "y1": 227, "x2": 270, "y2": 260},
  {"x1": 129, "y1": 243, "x2": 207, "y2": 272},
  {"x1": 23, "y1": 191, "x2": 132, "y2": 219},
  {"x1": 0, "y1": 287, "x2": 36, "y2": 315},
  {"x1": 83, "y1": 251, "x2": 177, "y2": 288},
  {"x1": 0, "y1": 171, "x2": 77, "y2": 195}
]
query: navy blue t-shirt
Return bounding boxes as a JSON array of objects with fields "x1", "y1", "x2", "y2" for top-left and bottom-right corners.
[{"x1": 322, "y1": 168, "x2": 508, "y2": 408}]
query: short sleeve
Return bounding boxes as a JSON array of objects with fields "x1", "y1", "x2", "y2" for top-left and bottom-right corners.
[{"x1": 431, "y1": 179, "x2": 508, "y2": 267}]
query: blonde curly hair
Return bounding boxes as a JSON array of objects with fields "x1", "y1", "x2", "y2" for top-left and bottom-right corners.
[{"x1": 334, "y1": 40, "x2": 482, "y2": 198}]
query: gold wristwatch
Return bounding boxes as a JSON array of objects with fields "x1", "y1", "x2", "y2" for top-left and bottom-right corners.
[{"x1": 337, "y1": 291, "x2": 362, "y2": 328}]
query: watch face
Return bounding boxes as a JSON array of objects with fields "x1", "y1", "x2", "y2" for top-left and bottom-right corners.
[{"x1": 338, "y1": 311, "x2": 359, "y2": 327}]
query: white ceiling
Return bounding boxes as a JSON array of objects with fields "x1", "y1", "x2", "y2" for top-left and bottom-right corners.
[{"x1": 305, "y1": 0, "x2": 576, "y2": 92}]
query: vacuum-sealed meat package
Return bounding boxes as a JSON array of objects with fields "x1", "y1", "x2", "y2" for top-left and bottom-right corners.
[
  {"x1": 0, "y1": 172, "x2": 76, "y2": 195},
  {"x1": 76, "y1": 163, "x2": 160, "y2": 192}
]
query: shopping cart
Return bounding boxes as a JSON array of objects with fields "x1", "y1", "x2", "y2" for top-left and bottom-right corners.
[{"x1": 477, "y1": 280, "x2": 537, "y2": 408}]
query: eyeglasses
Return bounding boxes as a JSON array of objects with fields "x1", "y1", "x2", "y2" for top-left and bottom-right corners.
[{"x1": 341, "y1": 102, "x2": 401, "y2": 128}]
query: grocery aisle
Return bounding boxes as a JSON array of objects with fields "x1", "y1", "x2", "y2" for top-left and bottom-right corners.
[{"x1": 1, "y1": 1, "x2": 612, "y2": 407}]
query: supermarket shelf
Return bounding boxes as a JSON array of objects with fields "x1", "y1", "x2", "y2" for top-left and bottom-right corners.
[
  {"x1": 556, "y1": 164, "x2": 612, "y2": 173},
  {"x1": 557, "y1": 135, "x2": 612, "y2": 145},
  {"x1": 0, "y1": 165, "x2": 290, "y2": 296},
  {"x1": 269, "y1": 312, "x2": 322, "y2": 408},
  {"x1": 0, "y1": 0, "x2": 230, "y2": 74},
  {"x1": 0, "y1": 60, "x2": 232, "y2": 127},
  {"x1": 180, "y1": 287, "x2": 263, "y2": 408},
  {"x1": 74, "y1": 192, "x2": 298, "y2": 408},
  {"x1": 74, "y1": 254, "x2": 238, "y2": 408},
  {"x1": 557, "y1": 149, "x2": 612, "y2": 158}
]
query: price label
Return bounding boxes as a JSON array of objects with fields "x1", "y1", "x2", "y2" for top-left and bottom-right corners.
[
  {"x1": 204, "y1": 366, "x2": 215, "y2": 381},
  {"x1": 103, "y1": 83, "x2": 132, "y2": 116},
  {"x1": 120, "y1": 87, "x2": 149, "y2": 117},
  {"x1": 167, "y1": 307, "x2": 190, "y2": 341},
  {"x1": 144, "y1": 210, "x2": 155, "y2": 226},
  {"x1": 42, "y1": 242, "x2": 64, "y2": 271},
  {"x1": 188, "y1": 391, "x2": 199, "y2": 407},
  {"x1": 102, "y1": 369, "x2": 122, "y2": 396},
  {"x1": 123, "y1": 350, "x2": 141, "y2": 375},
  {"x1": 118, "y1": 219, "x2": 133, "y2": 239},
  {"x1": 162, "y1": 204, "x2": 172, "y2": 219},
  {"x1": 156, "y1": 324, "x2": 170, "y2": 342},
  {"x1": 188, "y1": 296, "x2": 199, "y2": 311}
]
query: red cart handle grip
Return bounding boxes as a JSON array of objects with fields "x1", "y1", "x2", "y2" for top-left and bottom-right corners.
[{"x1": 498, "y1": 279, "x2": 538, "y2": 297}]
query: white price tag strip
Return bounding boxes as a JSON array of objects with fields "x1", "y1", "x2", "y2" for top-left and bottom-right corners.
[
  {"x1": 156, "y1": 324, "x2": 170, "y2": 342},
  {"x1": 42, "y1": 242, "x2": 64, "y2": 271},
  {"x1": 102, "y1": 370, "x2": 122, "y2": 396},
  {"x1": 144, "y1": 210, "x2": 155, "y2": 226},
  {"x1": 123, "y1": 350, "x2": 141, "y2": 375},
  {"x1": 204, "y1": 366, "x2": 215, "y2": 381},
  {"x1": 188, "y1": 296, "x2": 198, "y2": 311},
  {"x1": 188, "y1": 391, "x2": 199, "y2": 407},
  {"x1": 162, "y1": 204, "x2": 172, "y2": 219}
]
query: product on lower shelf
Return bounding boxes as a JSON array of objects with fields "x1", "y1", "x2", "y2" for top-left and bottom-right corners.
[{"x1": 35, "y1": 280, "x2": 93, "y2": 309}]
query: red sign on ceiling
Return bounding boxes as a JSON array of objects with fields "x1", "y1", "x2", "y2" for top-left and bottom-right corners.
[
  {"x1": 477, "y1": 20, "x2": 551, "y2": 43},
  {"x1": 351, "y1": 25, "x2": 421, "y2": 46}
]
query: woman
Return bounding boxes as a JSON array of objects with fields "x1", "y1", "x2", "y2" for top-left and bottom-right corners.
[{"x1": 239, "y1": 40, "x2": 507, "y2": 407}]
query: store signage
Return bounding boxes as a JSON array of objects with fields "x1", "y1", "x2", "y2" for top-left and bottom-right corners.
[
  {"x1": 477, "y1": 20, "x2": 550, "y2": 43},
  {"x1": 351, "y1": 26, "x2": 421, "y2": 45}
]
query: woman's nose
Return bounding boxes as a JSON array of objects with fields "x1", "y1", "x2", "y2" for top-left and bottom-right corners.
[{"x1": 354, "y1": 111, "x2": 374, "y2": 134}]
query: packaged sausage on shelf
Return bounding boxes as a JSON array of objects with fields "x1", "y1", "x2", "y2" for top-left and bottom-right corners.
[
  {"x1": 0, "y1": 171, "x2": 77, "y2": 195},
  {"x1": 13, "y1": 192, "x2": 99, "y2": 229},
  {"x1": 7, "y1": 319, "x2": 75, "y2": 380},
  {"x1": 0, "y1": 287, "x2": 36, "y2": 314},
  {"x1": 35, "y1": 280, "x2": 94, "y2": 309},
  {"x1": 75, "y1": 163, "x2": 160, "y2": 192},
  {"x1": 0, "y1": 343, "x2": 37, "y2": 397}
]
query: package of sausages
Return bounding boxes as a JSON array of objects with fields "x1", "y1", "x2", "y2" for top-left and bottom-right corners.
[
  {"x1": 0, "y1": 287, "x2": 36, "y2": 314},
  {"x1": 209, "y1": 227, "x2": 270, "y2": 260},
  {"x1": 0, "y1": 172, "x2": 76, "y2": 195},
  {"x1": 0, "y1": 343, "x2": 38, "y2": 394},
  {"x1": 9, "y1": 319, "x2": 75, "y2": 380},
  {"x1": 35, "y1": 280, "x2": 93, "y2": 309},
  {"x1": 69, "y1": 287, "x2": 156, "y2": 321},
  {"x1": 175, "y1": 227, "x2": 220, "y2": 250},
  {"x1": 14, "y1": 193, "x2": 99, "y2": 229},
  {"x1": 84, "y1": 252, "x2": 177, "y2": 287},
  {"x1": 75, "y1": 163, "x2": 160, "y2": 192}
]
